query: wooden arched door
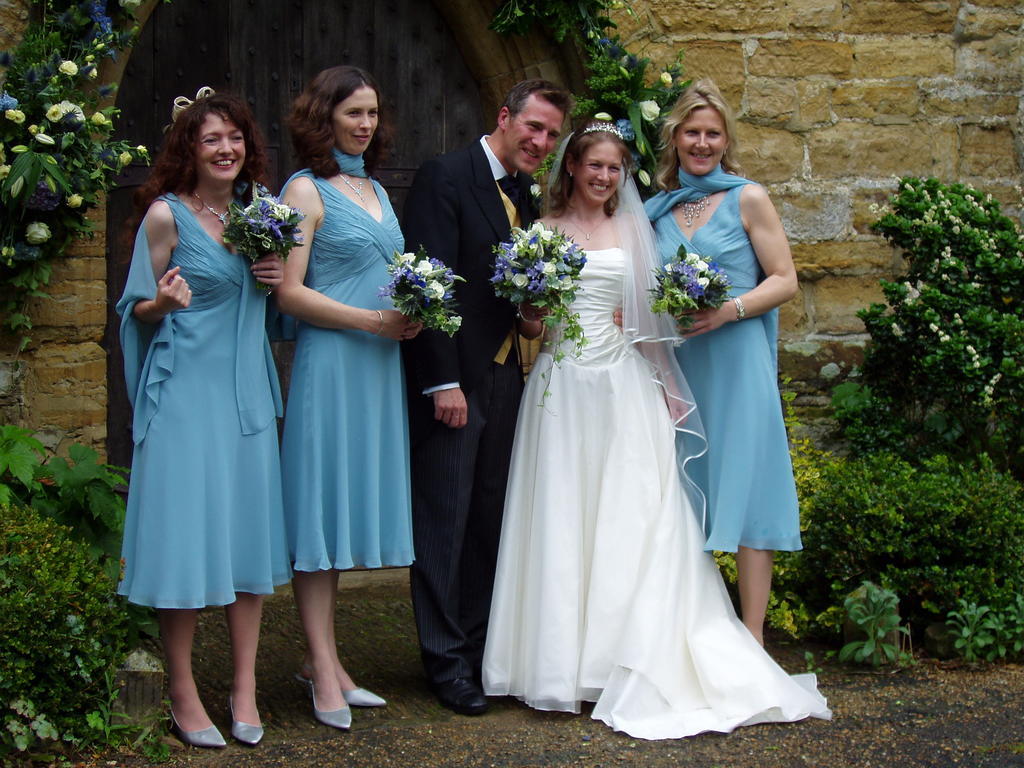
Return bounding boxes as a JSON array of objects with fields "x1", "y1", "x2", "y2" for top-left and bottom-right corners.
[{"x1": 104, "y1": 0, "x2": 485, "y2": 468}]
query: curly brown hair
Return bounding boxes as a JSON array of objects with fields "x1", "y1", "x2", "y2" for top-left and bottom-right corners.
[
  {"x1": 133, "y1": 92, "x2": 268, "y2": 219},
  {"x1": 288, "y1": 66, "x2": 391, "y2": 178},
  {"x1": 546, "y1": 120, "x2": 631, "y2": 218}
]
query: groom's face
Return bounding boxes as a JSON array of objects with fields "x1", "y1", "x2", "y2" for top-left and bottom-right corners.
[{"x1": 494, "y1": 94, "x2": 564, "y2": 175}]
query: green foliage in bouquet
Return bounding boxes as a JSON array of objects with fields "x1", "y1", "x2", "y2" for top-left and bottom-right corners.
[
  {"x1": 833, "y1": 177, "x2": 1024, "y2": 478},
  {"x1": 773, "y1": 451, "x2": 1024, "y2": 639},
  {"x1": 0, "y1": 0, "x2": 147, "y2": 344},
  {"x1": 0, "y1": 503, "x2": 129, "y2": 759}
]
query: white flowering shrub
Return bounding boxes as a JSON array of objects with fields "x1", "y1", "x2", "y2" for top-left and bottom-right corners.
[
  {"x1": 833, "y1": 177, "x2": 1024, "y2": 477},
  {"x1": 0, "y1": 1, "x2": 148, "y2": 342}
]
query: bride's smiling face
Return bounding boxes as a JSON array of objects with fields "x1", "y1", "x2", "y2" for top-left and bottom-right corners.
[{"x1": 566, "y1": 139, "x2": 623, "y2": 209}]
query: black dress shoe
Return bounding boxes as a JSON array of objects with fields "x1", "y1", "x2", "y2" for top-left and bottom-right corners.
[{"x1": 432, "y1": 677, "x2": 488, "y2": 716}]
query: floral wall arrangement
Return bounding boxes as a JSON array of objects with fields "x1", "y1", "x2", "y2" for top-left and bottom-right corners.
[
  {"x1": 0, "y1": 0, "x2": 147, "y2": 346},
  {"x1": 490, "y1": 0, "x2": 687, "y2": 197}
]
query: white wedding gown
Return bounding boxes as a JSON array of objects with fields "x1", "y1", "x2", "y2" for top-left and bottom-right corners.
[{"x1": 482, "y1": 247, "x2": 831, "y2": 739}]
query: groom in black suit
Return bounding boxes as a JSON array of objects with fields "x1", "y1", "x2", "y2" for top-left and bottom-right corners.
[{"x1": 402, "y1": 79, "x2": 571, "y2": 715}]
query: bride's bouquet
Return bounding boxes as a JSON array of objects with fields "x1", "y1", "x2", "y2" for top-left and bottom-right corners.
[
  {"x1": 650, "y1": 245, "x2": 732, "y2": 329},
  {"x1": 491, "y1": 222, "x2": 588, "y2": 360},
  {"x1": 223, "y1": 185, "x2": 305, "y2": 290},
  {"x1": 379, "y1": 247, "x2": 464, "y2": 336}
]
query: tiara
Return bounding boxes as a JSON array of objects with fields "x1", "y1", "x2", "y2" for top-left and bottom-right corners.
[
  {"x1": 580, "y1": 121, "x2": 625, "y2": 141},
  {"x1": 170, "y1": 86, "x2": 215, "y2": 122}
]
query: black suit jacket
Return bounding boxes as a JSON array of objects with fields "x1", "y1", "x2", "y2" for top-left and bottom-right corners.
[{"x1": 401, "y1": 141, "x2": 537, "y2": 419}]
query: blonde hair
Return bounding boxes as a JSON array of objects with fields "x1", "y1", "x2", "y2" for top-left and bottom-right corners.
[{"x1": 654, "y1": 78, "x2": 742, "y2": 191}]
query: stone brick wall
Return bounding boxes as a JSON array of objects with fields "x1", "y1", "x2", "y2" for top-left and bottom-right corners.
[{"x1": 612, "y1": 0, "x2": 1022, "y2": 427}]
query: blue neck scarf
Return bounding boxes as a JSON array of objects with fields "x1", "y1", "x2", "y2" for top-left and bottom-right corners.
[
  {"x1": 332, "y1": 148, "x2": 367, "y2": 178},
  {"x1": 644, "y1": 165, "x2": 753, "y2": 221}
]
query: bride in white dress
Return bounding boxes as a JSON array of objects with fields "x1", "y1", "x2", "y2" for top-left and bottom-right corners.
[{"x1": 482, "y1": 122, "x2": 831, "y2": 739}]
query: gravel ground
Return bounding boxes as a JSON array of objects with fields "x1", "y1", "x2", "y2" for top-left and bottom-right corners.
[{"x1": 85, "y1": 570, "x2": 1024, "y2": 768}]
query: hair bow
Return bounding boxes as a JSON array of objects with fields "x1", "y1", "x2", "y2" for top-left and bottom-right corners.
[{"x1": 170, "y1": 86, "x2": 215, "y2": 122}]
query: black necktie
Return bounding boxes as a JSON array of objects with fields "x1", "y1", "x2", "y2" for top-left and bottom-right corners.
[{"x1": 498, "y1": 174, "x2": 520, "y2": 206}]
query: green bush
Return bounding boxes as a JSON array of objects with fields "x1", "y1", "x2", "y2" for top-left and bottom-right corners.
[
  {"x1": 772, "y1": 451, "x2": 1024, "y2": 639},
  {"x1": 834, "y1": 177, "x2": 1024, "y2": 477},
  {"x1": 0, "y1": 425, "x2": 155, "y2": 643},
  {"x1": 0, "y1": 504, "x2": 129, "y2": 758}
]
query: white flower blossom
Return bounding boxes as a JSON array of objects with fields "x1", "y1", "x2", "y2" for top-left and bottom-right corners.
[
  {"x1": 638, "y1": 100, "x2": 660, "y2": 122},
  {"x1": 58, "y1": 60, "x2": 78, "y2": 76},
  {"x1": 511, "y1": 273, "x2": 529, "y2": 288},
  {"x1": 25, "y1": 221, "x2": 51, "y2": 244}
]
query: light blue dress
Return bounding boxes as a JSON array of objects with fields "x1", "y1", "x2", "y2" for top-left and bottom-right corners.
[
  {"x1": 280, "y1": 172, "x2": 414, "y2": 572},
  {"x1": 117, "y1": 193, "x2": 291, "y2": 608},
  {"x1": 649, "y1": 185, "x2": 801, "y2": 553}
]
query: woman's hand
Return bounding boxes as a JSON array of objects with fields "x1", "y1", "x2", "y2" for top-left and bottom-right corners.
[
  {"x1": 251, "y1": 254, "x2": 284, "y2": 290},
  {"x1": 612, "y1": 307, "x2": 623, "y2": 328},
  {"x1": 680, "y1": 301, "x2": 739, "y2": 338},
  {"x1": 154, "y1": 266, "x2": 192, "y2": 314},
  {"x1": 375, "y1": 309, "x2": 422, "y2": 340},
  {"x1": 665, "y1": 392, "x2": 690, "y2": 425}
]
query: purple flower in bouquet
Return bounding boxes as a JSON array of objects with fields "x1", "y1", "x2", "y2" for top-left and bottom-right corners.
[
  {"x1": 379, "y1": 247, "x2": 464, "y2": 336},
  {"x1": 491, "y1": 221, "x2": 587, "y2": 360},
  {"x1": 650, "y1": 246, "x2": 731, "y2": 328},
  {"x1": 222, "y1": 185, "x2": 304, "y2": 290}
]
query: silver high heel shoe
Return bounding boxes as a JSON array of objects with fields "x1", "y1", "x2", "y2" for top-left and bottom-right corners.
[
  {"x1": 343, "y1": 687, "x2": 387, "y2": 708},
  {"x1": 229, "y1": 696, "x2": 264, "y2": 746},
  {"x1": 170, "y1": 709, "x2": 226, "y2": 749},
  {"x1": 296, "y1": 675, "x2": 352, "y2": 730},
  {"x1": 295, "y1": 669, "x2": 387, "y2": 708}
]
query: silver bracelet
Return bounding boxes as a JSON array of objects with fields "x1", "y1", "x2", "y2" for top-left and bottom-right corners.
[
  {"x1": 732, "y1": 296, "x2": 746, "y2": 320},
  {"x1": 374, "y1": 309, "x2": 384, "y2": 335}
]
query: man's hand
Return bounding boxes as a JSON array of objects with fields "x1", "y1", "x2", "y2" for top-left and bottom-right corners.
[{"x1": 432, "y1": 387, "x2": 468, "y2": 428}]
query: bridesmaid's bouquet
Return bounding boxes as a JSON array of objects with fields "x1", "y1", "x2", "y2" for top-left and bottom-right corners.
[
  {"x1": 223, "y1": 185, "x2": 305, "y2": 290},
  {"x1": 379, "y1": 247, "x2": 464, "y2": 336},
  {"x1": 650, "y1": 245, "x2": 732, "y2": 329},
  {"x1": 491, "y1": 222, "x2": 588, "y2": 360}
]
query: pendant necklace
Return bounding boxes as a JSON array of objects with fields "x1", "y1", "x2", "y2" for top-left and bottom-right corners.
[
  {"x1": 192, "y1": 193, "x2": 229, "y2": 225},
  {"x1": 339, "y1": 173, "x2": 367, "y2": 206},
  {"x1": 677, "y1": 195, "x2": 710, "y2": 228},
  {"x1": 571, "y1": 215, "x2": 607, "y2": 241}
]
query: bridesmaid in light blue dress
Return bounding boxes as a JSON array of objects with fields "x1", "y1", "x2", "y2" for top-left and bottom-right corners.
[
  {"x1": 645, "y1": 79, "x2": 801, "y2": 646},
  {"x1": 276, "y1": 66, "x2": 421, "y2": 730},
  {"x1": 118, "y1": 92, "x2": 289, "y2": 747}
]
